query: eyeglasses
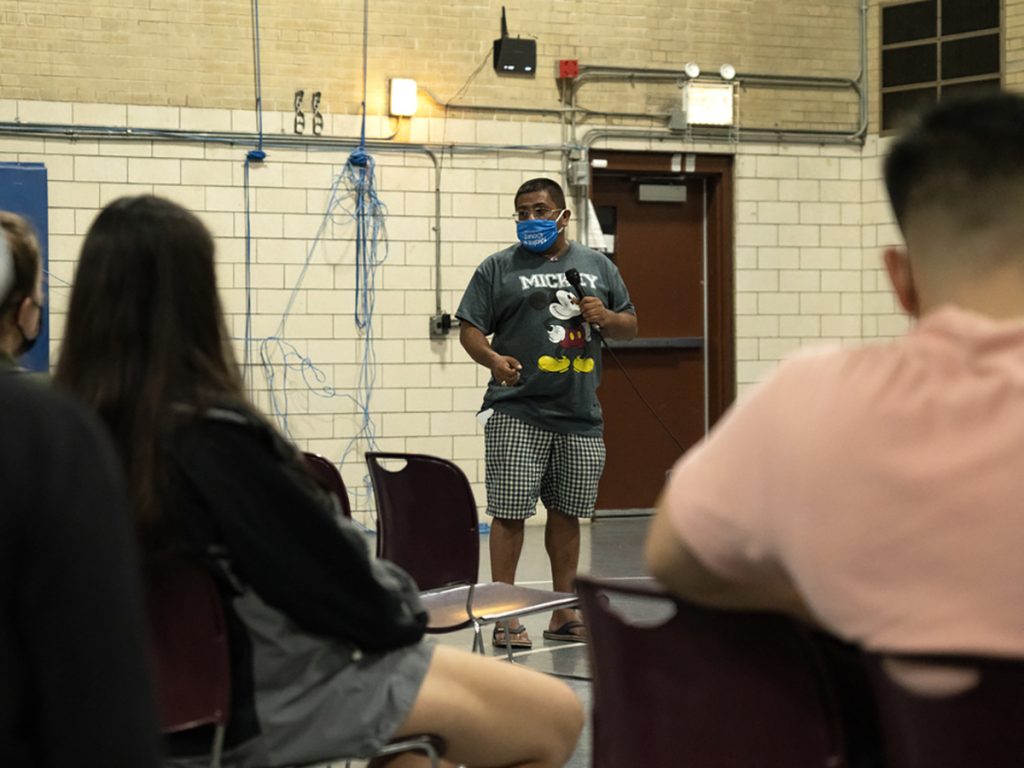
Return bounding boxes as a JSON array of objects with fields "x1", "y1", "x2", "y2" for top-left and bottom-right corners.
[{"x1": 513, "y1": 206, "x2": 564, "y2": 222}]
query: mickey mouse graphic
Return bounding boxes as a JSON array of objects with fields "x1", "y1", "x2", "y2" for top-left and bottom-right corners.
[{"x1": 534, "y1": 289, "x2": 596, "y2": 374}]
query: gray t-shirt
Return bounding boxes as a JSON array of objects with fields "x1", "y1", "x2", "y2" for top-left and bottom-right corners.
[{"x1": 456, "y1": 241, "x2": 635, "y2": 436}]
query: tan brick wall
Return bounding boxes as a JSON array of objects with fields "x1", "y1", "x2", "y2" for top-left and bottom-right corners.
[
  {"x1": 1005, "y1": 0, "x2": 1024, "y2": 89},
  {"x1": 20, "y1": 0, "x2": 1024, "y2": 515},
  {"x1": 0, "y1": 110, "x2": 567, "y2": 521},
  {"x1": 1, "y1": 0, "x2": 860, "y2": 132}
]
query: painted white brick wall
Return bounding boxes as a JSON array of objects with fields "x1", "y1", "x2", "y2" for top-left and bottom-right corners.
[{"x1": 1, "y1": 99, "x2": 911, "y2": 524}]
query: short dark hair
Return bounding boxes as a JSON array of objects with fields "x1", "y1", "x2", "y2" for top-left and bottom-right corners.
[
  {"x1": 515, "y1": 177, "x2": 566, "y2": 209},
  {"x1": 885, "y1": 92, "x2": 1024, "y2": 233}
]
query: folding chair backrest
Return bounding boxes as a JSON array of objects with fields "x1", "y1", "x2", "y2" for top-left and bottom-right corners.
[
  {"x1": 365, "y1": 452, "x2": 479, "y2": 590},
  {"x1": 576, "y1": 576, "x2": 848, "y2": 768},
  {"x1": 866, "y1": 651, "x2": 1024, "y2": 768},
  {"x1": 145, "y1": 558, "x2": 230, "y2": 744},
  {"x1": 303, "y1": 452, "x2": 352, "y2": 518}
]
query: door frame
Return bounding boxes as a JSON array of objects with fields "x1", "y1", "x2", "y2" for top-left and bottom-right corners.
[{"x1": 585, "y1": 150, "x2": 736, "y2": 432}]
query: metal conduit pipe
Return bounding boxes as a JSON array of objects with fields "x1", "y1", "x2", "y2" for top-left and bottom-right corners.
[
  {"x1": 0, "y1": 121, "x2": 564, "y2": 155},
  {"x1": 0, "y1": 120, "x2": 565, "y2": 339},
  {"x1": 853, "y1": 0, "x2": 870, "y2": 141},
  {"x1": 569, "y1": 0, "x2": 869, "y2": 147},
  {"x1": 580, "y1": 125, "x2": 864, "y2": 149},
  {"x1": 569, "y1": 0, "x2": 870, "y2": 242},
  {"x1": 570, "y1": 71, "x2": 861, "y2": 141},
  {"x1": 575, "y1": 66, "x2": 857, "y2": 89},
  {"x1": 423, "y1": 149, "x2": 444, "y2": 318},
  {"x1": 420, "y1": 86, "x2": 569, "y2": 118}
]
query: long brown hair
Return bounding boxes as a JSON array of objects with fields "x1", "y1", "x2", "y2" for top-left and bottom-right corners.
[{"x1": 55, "y1": 196, "x2": 245, "y2": 539}]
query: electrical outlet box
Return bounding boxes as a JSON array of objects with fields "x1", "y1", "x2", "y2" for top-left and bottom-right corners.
[
  {"x1": 430, "y1": 313, "x2": 455, "y2": 338},
  {"x1": 558, "y1": 59, "x2": 579, "y2": 79}
]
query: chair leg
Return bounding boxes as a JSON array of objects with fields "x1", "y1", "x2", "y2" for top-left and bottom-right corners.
[
  {"x1": 210, "y1": 723, "x2": 225, "y2": 768},
  {"x1": 472, "y1": 621, "x2": 484, "y2": 654},
  {"x1": 370, "y1": 737, "x2": 441, "y2": 768}
]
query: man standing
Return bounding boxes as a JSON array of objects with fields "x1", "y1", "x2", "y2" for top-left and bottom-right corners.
[
  {"x1": 458, "y1": 177, "x2": 637, "y2": 647},
  {"x1": 647, "y1": 93, "x2": 1024, "y2": 658}
]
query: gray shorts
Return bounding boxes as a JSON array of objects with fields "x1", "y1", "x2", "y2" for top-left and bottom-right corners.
[
  {"x1": 166, "y1": 588, "x2": 435, "y2": 768},
  {"x1": 484, "y1": 410, "x2": 606, "y2": 520}
]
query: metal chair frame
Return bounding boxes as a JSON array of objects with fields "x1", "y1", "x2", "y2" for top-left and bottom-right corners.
[{"x1": 365, "y1": 451, "x2": 580, "y2": 663}]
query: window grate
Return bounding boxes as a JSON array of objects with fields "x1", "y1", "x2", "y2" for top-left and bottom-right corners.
[{"x1": 880, "y1": 0, "x2": 1002, "y2": 132}]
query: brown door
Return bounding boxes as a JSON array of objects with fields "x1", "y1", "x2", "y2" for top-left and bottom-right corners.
[{"x1": 589, "y1": 152, "x2": 735, "y2": 513}]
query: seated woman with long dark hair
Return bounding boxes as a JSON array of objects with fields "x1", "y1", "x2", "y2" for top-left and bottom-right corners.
[{"x1": 55, "y1": 195, "x2": 583, "y2": 768}]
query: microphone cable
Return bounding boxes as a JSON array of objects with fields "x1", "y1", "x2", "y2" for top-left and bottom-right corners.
[{"x1": 564, "y1": 268, "x2": 688, "y2": 454}]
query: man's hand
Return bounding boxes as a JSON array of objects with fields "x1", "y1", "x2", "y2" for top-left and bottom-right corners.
[
  {"x1": 460, "y1": 323, "x2": 523, "y2": 386},
  {"x1": 491, "y1": 355, "x2": 522, "y2": 387},
  {"x1": 577, "y1": 296, "x2": 611, "y2": 327},
  {"x1": 573, "y1": 297, "x2": 638, "y2": 341}
]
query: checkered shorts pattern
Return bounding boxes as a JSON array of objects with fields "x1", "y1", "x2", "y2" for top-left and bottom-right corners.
[{"x1": 484, "y1": 410, "x2": 606, "y2": 520}]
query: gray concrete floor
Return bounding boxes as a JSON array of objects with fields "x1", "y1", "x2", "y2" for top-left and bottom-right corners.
[
  {"x1": 441, "y1": 516, "x2": 651, "y2": 768},
  {"x1": 346, "y1": 516, "x2": 652, "y2": 768}
]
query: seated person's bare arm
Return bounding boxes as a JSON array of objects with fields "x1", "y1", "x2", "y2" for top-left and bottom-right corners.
[{"x1": 645, "y1": 495, "x2": 815, "y2": 623}]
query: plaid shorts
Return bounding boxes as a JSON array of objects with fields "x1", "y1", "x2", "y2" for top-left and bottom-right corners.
[{"x1": 484, "y1": 410, "x2": 606, "y2": 520}]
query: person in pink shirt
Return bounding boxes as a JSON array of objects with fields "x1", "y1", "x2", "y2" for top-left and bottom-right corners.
[{"x1": 646, "y1": 92, "x2": 1024, "y2": 657}]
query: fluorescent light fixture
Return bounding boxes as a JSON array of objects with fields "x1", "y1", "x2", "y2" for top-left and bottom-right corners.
[
  {"x1": 683, "y1": 80, "x2": 735, "y2": 126},
  {"x1": 389, "y1": 78, "x2": 418, "y2": 117}
]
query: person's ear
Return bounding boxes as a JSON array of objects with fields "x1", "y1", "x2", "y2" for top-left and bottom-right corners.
[{"x1": 884, "y1": 247, "x2": 919, "y2": 317}]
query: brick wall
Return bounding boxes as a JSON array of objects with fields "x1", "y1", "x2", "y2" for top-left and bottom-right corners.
[
  {"x1": 1, "y1": 97, "x2": 917, "y2": 522},
  {"x1": 1, "y1": 0, "x2": 860, "y2": 131},
  {"x1": 0, "y1": 0, "x2": 954, "y2": 522}
]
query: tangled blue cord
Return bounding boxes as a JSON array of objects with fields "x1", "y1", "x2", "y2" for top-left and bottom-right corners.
[{"x1": 241, "y1": 0, "x2": 387, "y2": 527}]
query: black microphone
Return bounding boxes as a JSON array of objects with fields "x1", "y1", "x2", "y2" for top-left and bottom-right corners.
[
  {"x1": 566, "y1": 268, "x2": 603, "y2": 336},
  {"x1": 565, "y1": 268, "x2": 585, "y2": 300}
]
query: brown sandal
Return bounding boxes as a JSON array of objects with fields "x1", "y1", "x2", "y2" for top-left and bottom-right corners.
[{"x1": 492, "y1": 623, "x2": 533, "y2": 649}]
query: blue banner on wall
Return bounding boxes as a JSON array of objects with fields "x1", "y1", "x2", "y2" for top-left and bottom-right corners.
[{"x1": 0, "y1": 163, "x2": 49, "y2": 373}]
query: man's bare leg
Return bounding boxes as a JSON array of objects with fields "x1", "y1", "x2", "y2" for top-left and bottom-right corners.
[
  {"x1": 545, "y1": 510, "x2": 584, "y2": 637},
  {"x1": 390, "y1": 645, "x2": 584, "y2": 767},
  {"x1": 489, "y1": 516, "x2": 529, "y2": 644}
]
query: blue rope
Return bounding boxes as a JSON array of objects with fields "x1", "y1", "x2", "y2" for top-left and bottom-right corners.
[
  {"x1": 242, "y1": 158, "x2": 254, "y2": 388},
  {"x1": 242, "y1": 0, "x2": 267, "y2": 391},
  {"x1": 245, "y1": 0, "x2": 386, "y2": 527},
  {"x1": 359, "y1": 0, "x2": 368, "y2": 148},
  {"x1": 251, "y1": 153, "x2": 388, "y2": 525},
  {"x1": 250, "y1": 0, "x2": 265, "y2": 154}
]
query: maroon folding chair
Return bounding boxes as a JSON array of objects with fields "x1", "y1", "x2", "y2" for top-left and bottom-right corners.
[
  {"x1": 576, "y1": 576, "x2": 850, "y2": 768},
  {"x1": 302, "y1": 451, "x2": 352, "y2": 518},
  {"x1": 146, "y1": 557, "x2": 443, "y2": 767},
  {"x1": 146, "y1": 558, "x2": 230, "y2": 768},
  {"x1": 365, "y1": 451, "x2": 579, "y2": 661},
  {"x1": 866, "y1": 651, "x2": 1024, "y2": 768}
]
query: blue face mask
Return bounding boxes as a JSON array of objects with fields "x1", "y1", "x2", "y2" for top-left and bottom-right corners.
[{"x1": 517, "y1": 218, "x2": 561, "y2": 253}]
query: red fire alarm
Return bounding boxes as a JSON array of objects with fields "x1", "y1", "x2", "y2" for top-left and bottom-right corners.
[{"x1": 558, "y1": 59, "x2": 579, "y2": 79}]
